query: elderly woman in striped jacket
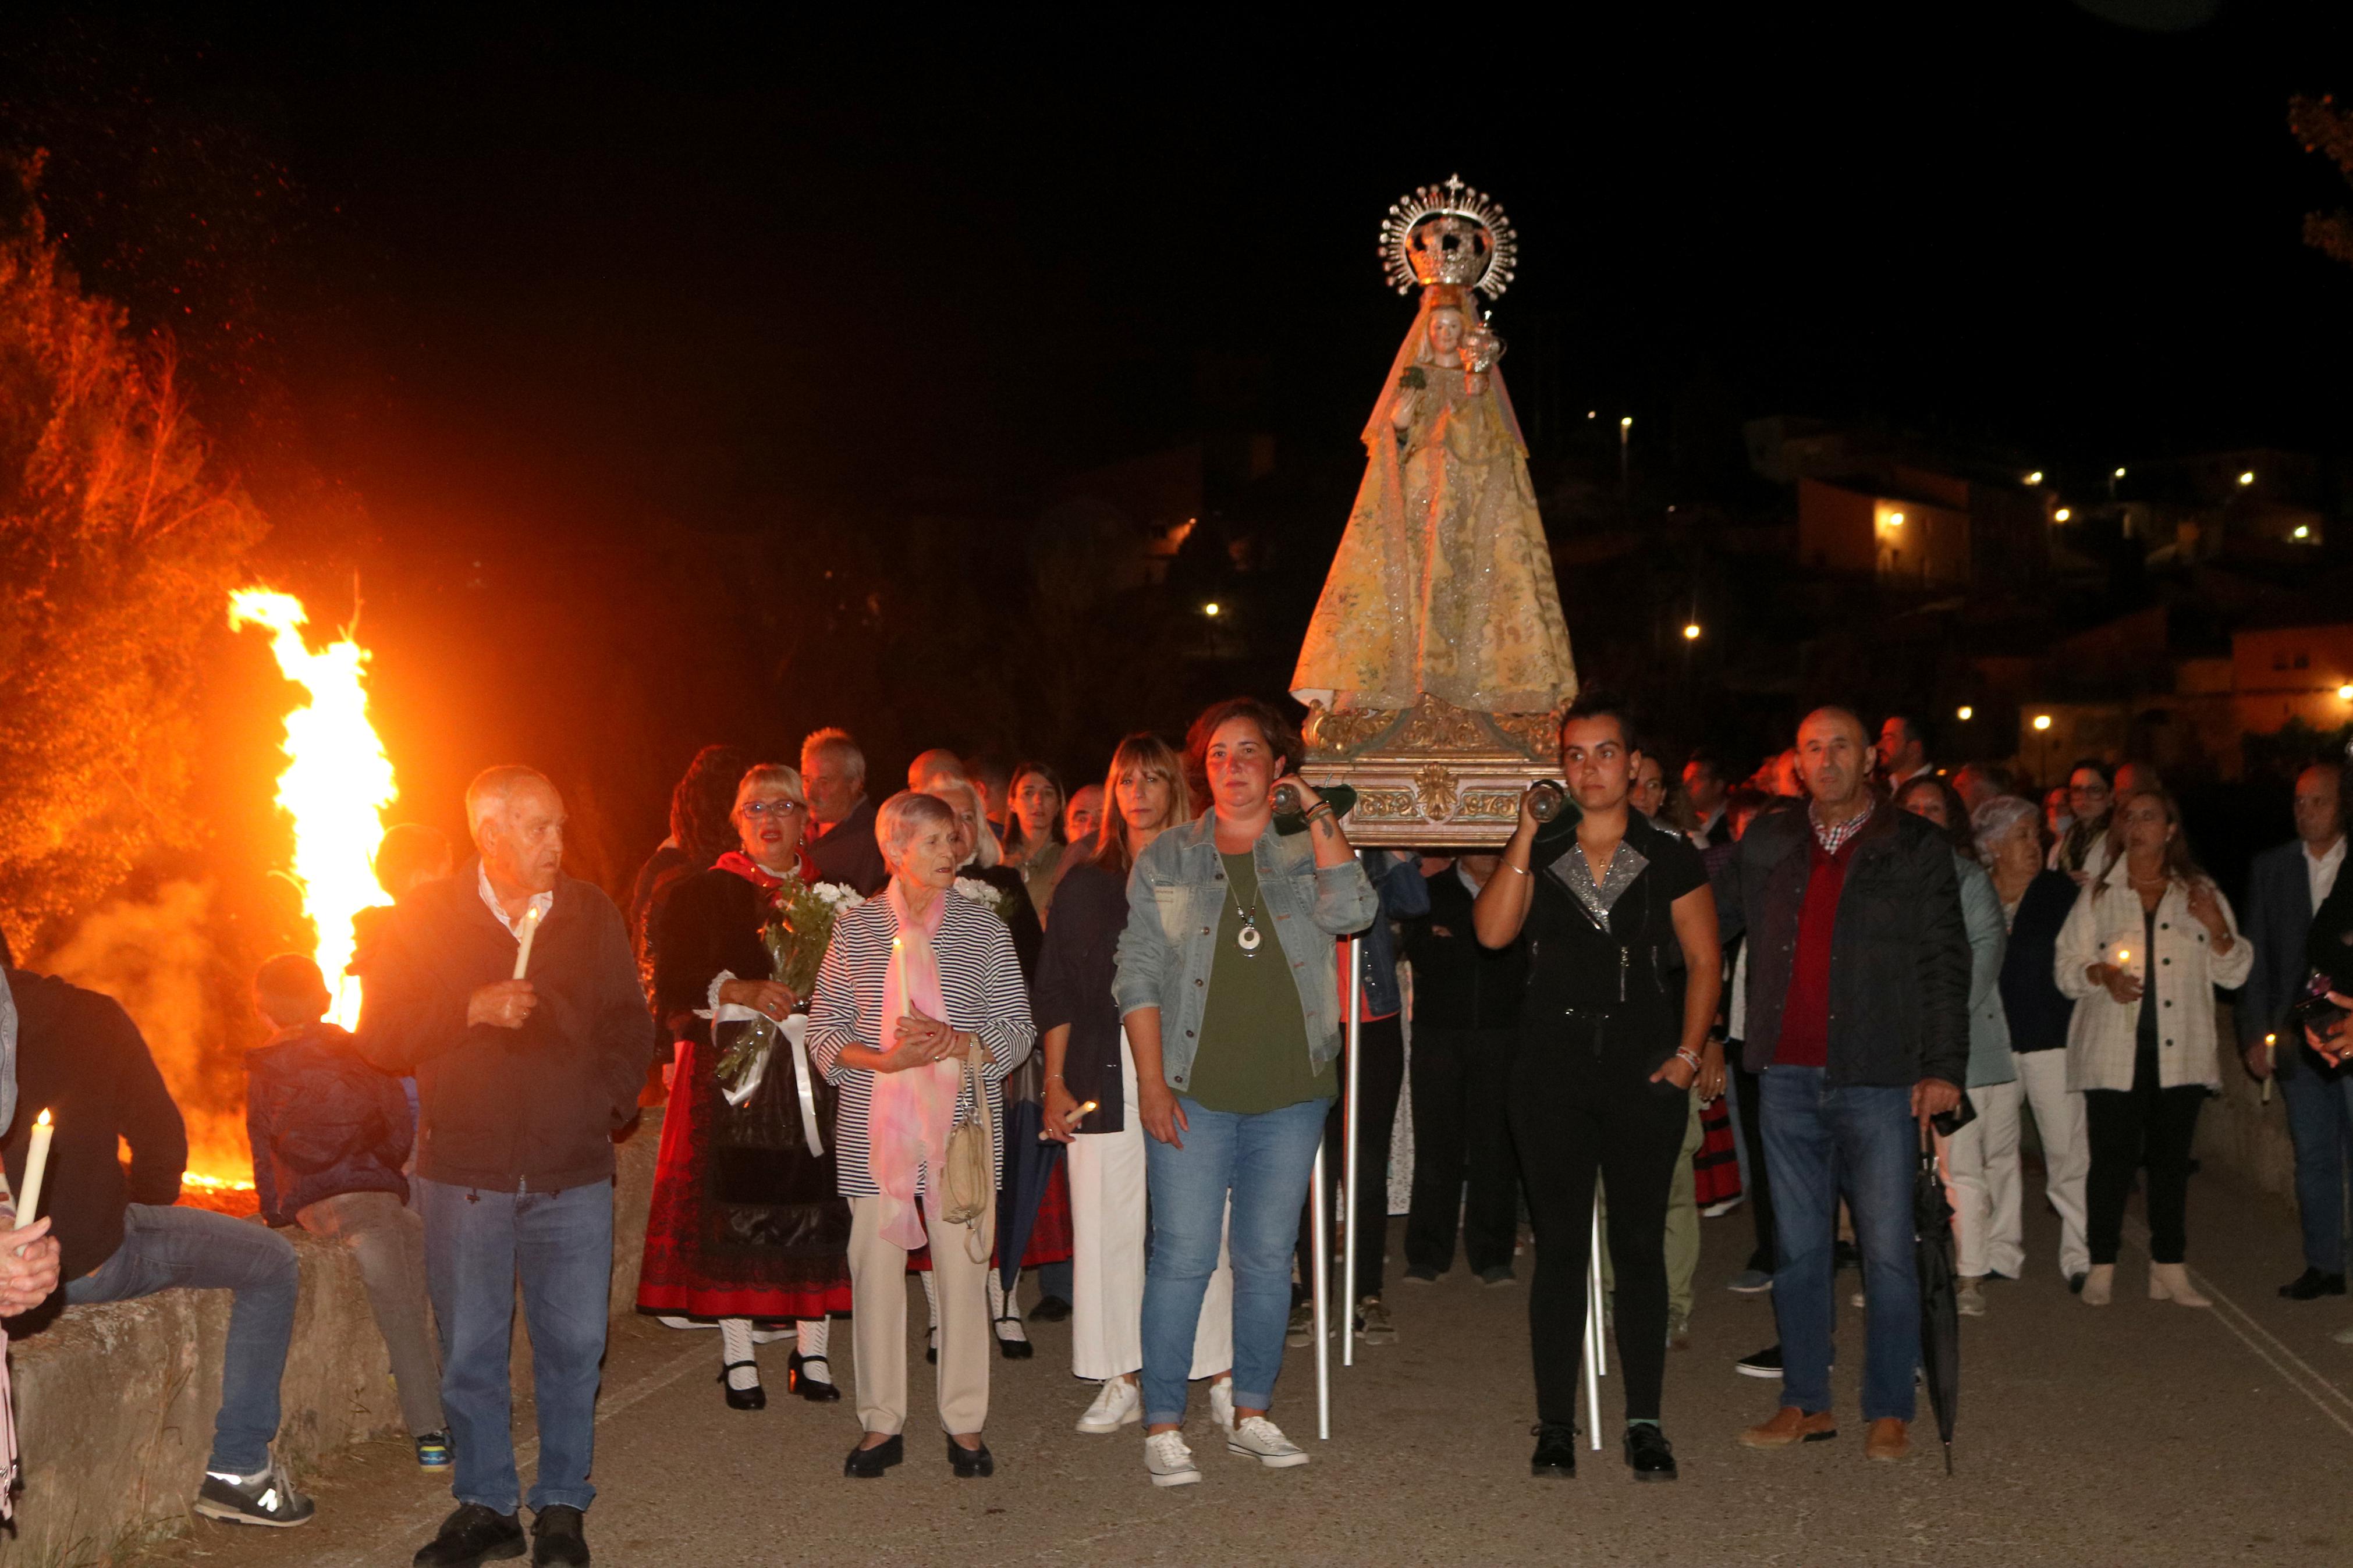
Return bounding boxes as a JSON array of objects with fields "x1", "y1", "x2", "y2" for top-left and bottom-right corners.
[{"x1": 807, "y1": 790, "x2": 1034, "y2": 1482}]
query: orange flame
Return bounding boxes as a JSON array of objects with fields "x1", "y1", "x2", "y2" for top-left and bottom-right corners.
[{"x1": 229, "y1": 589, "x2": 399, "y2": 1030}]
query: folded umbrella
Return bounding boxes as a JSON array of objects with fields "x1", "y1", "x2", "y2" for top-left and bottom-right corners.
[
  {"x1": 996, "y1": 1096, "x2": 1062, "y2": 1294},
  {"x1": 1914, "y1": 1122, "x2": 1961, "y2": 1474}
]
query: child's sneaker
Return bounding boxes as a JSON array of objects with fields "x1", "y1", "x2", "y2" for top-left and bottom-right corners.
[
  {"x1": 194, "y1": 1456, "x2": 315, "y2": 1527},
  {"x1": 415, "y1": 1430, "x2": 453, "y2": 1471}
]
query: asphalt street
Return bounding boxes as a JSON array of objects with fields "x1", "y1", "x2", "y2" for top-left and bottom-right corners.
[{"x1": 129, "y1": 1163, "x2": 2353, "y2": 1567}]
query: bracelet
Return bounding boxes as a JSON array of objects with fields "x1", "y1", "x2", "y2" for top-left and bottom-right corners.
[
  {"x1": 1304, "y1": 801, "x2": 1335, "y2": 824},
  {"x1": 1675, "y1": 1047, "x2": 1704, "y2": 1072},
  {"x1": 1045, "y1": 1073, "x2": 1064, "y2": 1082},
  {"x1": 1501, "y1": 861, "x2": 1531, "y2": 877}
]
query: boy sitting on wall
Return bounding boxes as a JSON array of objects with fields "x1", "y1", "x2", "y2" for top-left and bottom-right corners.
[{"x1": 246, "y1": 952, "x2": 450, "y2": 1471}]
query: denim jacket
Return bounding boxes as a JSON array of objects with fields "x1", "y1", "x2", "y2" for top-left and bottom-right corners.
[
  {"x1": 1355, "y1": 850, "x2": 1429, "y2": 1018},
  {"x1": 1112, "y1": 812, "x2": 1379, "y2": 1093}
]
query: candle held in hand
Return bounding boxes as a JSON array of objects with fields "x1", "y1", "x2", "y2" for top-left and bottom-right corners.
[
  {"x1": 891, "y1": 934, "x2": 909, "y2": 1021},
  {"x1": 512, "y1": 904, "x2": 545, "y2": 981},
  {"x1": 15, "y1": 1108, "x2": 54, "y2": 1230}
]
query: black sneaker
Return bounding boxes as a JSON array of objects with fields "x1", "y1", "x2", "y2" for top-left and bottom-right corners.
[
  {"x1": 530, "y1": 1504, "x2": 589, "y2": 1567},
  {"x1": 194, "y1": 1457, "x2": 315, "y2": 1528},
  {"x1": 413, "y1": 1502, "x2": 526, "y2": 1566},
  {"x1": 1029, "y1": 1294, "x2": 1073, "y2": 1322},
  {"x1": 1735, "y1": 1343, "x2": 1783, "y2": 1379},
  {"x1": 1623, "y1": 1423, "x2": 1678, "y2": 1481},
  {"x1": 1529, "y1": 1421, "x2": 1578, "y2": 1478},
  {"x1": 1477, "y1": 1264, "x2": 1517, "y2": 1288}
]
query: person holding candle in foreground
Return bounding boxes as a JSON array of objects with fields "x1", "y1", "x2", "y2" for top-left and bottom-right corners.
[
  {"x1": 361, "y1": 766, "x2": 661, "y2": 1568},
  {"x1": 1038, "y1": 733, "x2": 1238, "y2": 1436},
  {"x1": 2055, "y1": 784, "x2": 2250, "y2": 1309},
  {"x1": 0, "y1": 970, "x2": 64, "y2": 1520},
  {"x1": 2, "y1": 960, "x2": 308, "y2": 1524},
  {"x1": 1112, "y1": 698, "x2": 1377, "y2": 1488},
  {"x1": 805, "y1": 790, "x2": 1034, "y2": 1480}
]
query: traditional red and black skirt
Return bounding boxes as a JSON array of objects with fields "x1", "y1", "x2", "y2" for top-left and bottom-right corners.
[
  {"x1": 638, "y1": 1032, "x2": 853, "y2": 1320},
  {"x1": 1693, "y1": 1094, "x2": 1743, "y2": 1210}
]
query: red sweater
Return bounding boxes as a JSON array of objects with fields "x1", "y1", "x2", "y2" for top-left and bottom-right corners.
[{"x1": 1776, "y1": 833, "x2": 1860, "y2": 1067}]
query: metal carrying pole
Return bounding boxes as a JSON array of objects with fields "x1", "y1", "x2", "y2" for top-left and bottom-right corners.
[
  {"x1": 1311, "y1": 1137, "x2": 1331, "y2": 1439},
  {"x1": 1584, "y1": 1197, "x2": 1606, "y2": 1450},
  {"x1": 1341, "y1": 933, "x2": 1363, "y2": 1368}
]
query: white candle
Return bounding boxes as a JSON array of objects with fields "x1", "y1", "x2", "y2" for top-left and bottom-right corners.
[
  {"x1": 15, "y1": 1108, "x2": 53, "y2": 1230},
  {"x1": 512, "y1": 904, "x2": 544, "y2": 981},
  {"x1": 892, "y1": 934, "x2": 909, "y2": 1020}
]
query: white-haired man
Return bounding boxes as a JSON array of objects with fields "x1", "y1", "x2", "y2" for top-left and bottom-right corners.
[
  {"x1": 362, "y1": 766, "x2": 659, "y2": 1568},
  {"x1": 803, "y1": 728, "x2": 887, "y2": 896}
]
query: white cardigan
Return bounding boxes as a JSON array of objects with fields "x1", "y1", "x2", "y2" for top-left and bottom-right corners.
[{"x1": 2053, "y1": 867, "x2": 2252, "y2": 1093}]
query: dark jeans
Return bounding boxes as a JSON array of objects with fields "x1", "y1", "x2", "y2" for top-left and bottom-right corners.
[
  {"x1": 1404, "y1": 1025, "x2": 1521, "y2": 1277},
  {"x1": 1730, "y1": 1055, "x2": 1777, "y2": 1268},
  {"x1": 2280, "y1": 1066, "x2": 2353, "y2": 1275},
  {"x1": 1509, "y1": 1018, "x2": 1687, "y2": 1428},
  {"x1": 65, "y1": 1203, "x2": 300, "y2": 1475},
  {"x1": 1296, "y1": 1014, "x2": 1404, "y2": 1303},
  {"x1": 417, "y1": 1176, "x2": 613, "y2": 1514},
  {"x1": 2085, "y1": 1053, "x2": 2205, "y2": 1266},
  {"x1": 1760, "y1": 1066, "x2": 1918, "y2": 1423}
]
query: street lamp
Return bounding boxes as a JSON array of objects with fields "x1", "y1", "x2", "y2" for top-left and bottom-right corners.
[
  {"x1": 1202, "y1": 602, "x2": 1221, "y2": 617},
  {"x1": 2240, "y1": 470, "x2": 2256, "y2": 486},
  {"x1": 1683, "y1": 622, "x2": 1701, "y2": 641},
  {"x1": 2025, "y1": 470, "x2": 2044, "y2": 486},
  {"x1": 1619, "y1": 415, "x2": 1632, "y2": 497},
  {"x1": 2295, "y1": 525, "x2": 2312, "y2": 541},
  {"x1": 1957, "y1": 705, "x2": 1974, "y2": 721},
  {"x1": 2032, "y1": 714, "x2": 2053, "y2": 731},
  {"x1": 2054, "y1": 507, "x2": 2072, "y2": 523},
  {"x1": 2337, "y1": 684, "x2": 2352, "y2": 701}
]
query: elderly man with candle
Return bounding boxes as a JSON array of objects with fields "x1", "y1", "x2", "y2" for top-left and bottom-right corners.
[
  {"x1": 3, "y1": 961, "x2": 306, "y2": 1525},
  {"x1": 361, "y1": 766, "x2": 661, "y2": 1568}
]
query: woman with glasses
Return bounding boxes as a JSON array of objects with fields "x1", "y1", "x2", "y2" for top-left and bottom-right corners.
[{"x1": 639, "y1": 764, "x2": 853, "y2": 1409}]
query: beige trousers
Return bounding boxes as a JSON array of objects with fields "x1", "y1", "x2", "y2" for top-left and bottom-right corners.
[{"x1": 849, "y1": 1195, "x2": 989, "y2": 1436}]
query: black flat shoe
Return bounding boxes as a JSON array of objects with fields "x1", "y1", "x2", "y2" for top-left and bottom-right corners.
[
  {"x1": 993, "y1": 1318, "x2": 1034, "y2": 1360},
  {"x1": 788, "y1": 1352, "x2": 841, "y2": 1402},
  {"x1": 843, "y1": 1435, "x2": 903, "y2": 1479},
  {"x1": 719, "y1": 1362, "x2": 765, "y2": 1411},
  {"x1": 2068, "y1": 1272, "x2": 2088, "y2": 1295},
  {"x1": 1623, "y1": 1424, "x2": 1678, "y2": 1481},
  {"x1": 1529, "y1": 1421, "x2": 1578, "y2": 1479},
  {"x1": 2280, "y1": 1266, "x2": 2348, "y2": 1300},
  {"x1": 528, "y1": 1504, "x2": 588, "y2": 1567},
  {"x1": 413, "y1": 1502, "x2": 525, "y2": 1566},
  {"x1": 1029, "y1": 1294, "x2": 1073, "y2": 1322},
  {"x1": 947, "y1": 1436, "x2": 995, "y2": 1478}
]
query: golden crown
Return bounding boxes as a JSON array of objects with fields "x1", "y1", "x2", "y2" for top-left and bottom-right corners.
[{"x1": 1378, "y1": 175, "x2": 1518, "y2": 298}]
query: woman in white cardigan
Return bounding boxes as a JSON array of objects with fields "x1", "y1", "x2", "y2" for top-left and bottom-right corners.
[{"x1": 2054, "y1": 785, "x2": 2251, "y2": 1308}]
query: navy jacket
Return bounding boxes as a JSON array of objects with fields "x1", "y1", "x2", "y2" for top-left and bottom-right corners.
[
  {"x1": 245, "y1": 1021, "x2": 415, "y2": 1224},
  {"x1": 1353, "y1": 850, "x2": 1429, "y2": 1019},
  {"x1": 2247, "y1": 837, "x2": 2343, "y2": 1080},
  {"x1": 1997, "y1": 870, "x2": 2077, "y2": 1054}
]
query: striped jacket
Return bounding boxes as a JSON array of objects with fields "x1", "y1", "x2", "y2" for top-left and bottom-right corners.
[{"x1": 805, "y1": 891, "x2": 1035, "y2": 1197}]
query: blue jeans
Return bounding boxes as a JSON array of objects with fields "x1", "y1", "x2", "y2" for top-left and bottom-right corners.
[
  {"x1": 1759, "y1": 1067, "x2": 1919, "y2": 1423},
  {"x1": 417, "y1": 1177, "x2": 612, "y2": 1514},
  {"x1": 2282, "y1": 1068, "x2": 2353, "y2": 1275},
  {"x1": 66, "y1": 1204, "x2": 299, "y2": 1474},
  {"x1": 1140, "y1": 1096, "x2": 1326, "y2": 1426}
]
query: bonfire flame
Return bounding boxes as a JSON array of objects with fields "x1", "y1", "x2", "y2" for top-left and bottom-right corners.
[{"x1": 229, "y1": 589, "x2": 399, "y2": 1030}]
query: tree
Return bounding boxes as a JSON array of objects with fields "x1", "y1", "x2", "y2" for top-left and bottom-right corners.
[
  {"x1": 0, "y1": 154, "x2": 265, "y2": 955},
  {"x1": 2290, "y1": 94, "x2": 2353, "y2": 269}
]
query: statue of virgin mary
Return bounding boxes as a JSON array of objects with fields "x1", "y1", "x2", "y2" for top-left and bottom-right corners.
[{"x1": 1291, "y1": 179, "x2": 1575, "y2": 720}]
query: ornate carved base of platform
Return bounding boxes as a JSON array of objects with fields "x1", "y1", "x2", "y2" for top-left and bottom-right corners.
[{"x1": 1300, "y1": 694, "x2": 1561, "y2": 848}]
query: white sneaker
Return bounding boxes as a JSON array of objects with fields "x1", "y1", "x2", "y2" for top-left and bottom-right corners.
[
  {"x1": 656, "y1": 1315, "x2": 716, "y2": 1331},
  {"x1": 1209, "y1": 1377, "x2": 1235, "y2": 1432},
  {"x1": 1226, "y1": 1414, "x2": 1309, "y2": 1468},
  {"x1": 1144, "y1": 1431, "x2": 1201, "y2": 1488},
  {"x1": 1957, "y1": 1279, "x2": 1987, "y2": 1318},
  {"x1": 2332, "y1": 1322, "x2": 2353, "y2": 1345},
  {"x1": 1077, "y1": 1377, "x2": 1142, "y2": 1434}
]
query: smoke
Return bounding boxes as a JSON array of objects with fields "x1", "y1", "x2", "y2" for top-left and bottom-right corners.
[{"x1": 41, "y1": 879, "x2": 255, "y2": 1184}]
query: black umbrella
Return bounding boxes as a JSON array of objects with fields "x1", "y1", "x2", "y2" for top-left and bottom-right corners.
[
  {"x1": 1914, "y1": 1118, "x2": 1961, "y2": 1474},
  {"x1": 997, "y1": 1097, "x2": 1063, "y2": 1294}
]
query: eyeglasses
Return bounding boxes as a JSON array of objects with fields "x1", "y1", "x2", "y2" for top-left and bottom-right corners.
[{"x1": 740, "y1": 799, "x2": 804, "y2": 819}]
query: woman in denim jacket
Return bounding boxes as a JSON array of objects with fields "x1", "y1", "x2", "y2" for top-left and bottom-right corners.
[{"x1": 1112, "y1": 698, "x2": 1376, "y2": 1488}]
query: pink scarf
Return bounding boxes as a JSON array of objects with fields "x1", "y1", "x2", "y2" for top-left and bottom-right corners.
[{"x1": 867, "y1": 877, "x2": 961, "y2": 1249}]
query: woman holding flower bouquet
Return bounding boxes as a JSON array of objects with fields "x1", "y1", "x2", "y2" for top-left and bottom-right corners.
[{"x1": 639, "y1": 763, "x2": 857, "y2": 1410}]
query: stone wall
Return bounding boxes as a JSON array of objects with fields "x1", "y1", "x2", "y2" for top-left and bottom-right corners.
[{"x1": 0, "y1": 1109, "x2": 662, "y2": 1568}]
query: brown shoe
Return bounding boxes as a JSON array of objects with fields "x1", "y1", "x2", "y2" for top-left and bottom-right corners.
[
  {"x1": 1739, "y1": 1406, "x2": 1837, "y2": 1448},
  {"x1": 1864, "y1": 1418, "x2": 1910, "y2": 1462}
]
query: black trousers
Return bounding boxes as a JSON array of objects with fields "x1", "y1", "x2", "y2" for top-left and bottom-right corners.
[
  {"x1": 1404, "y1": 1026, "x2": 1522, "y2": 1275},
  {"x1": 1509, "y1": 1018, "x2": 1688, "y2": 1428},
  {"x1": 2085, "y1": 1050, "x2": 2206, "y2": 1266},
  {"x1": 1731, "y1": 1054, "x2": 1777, "y2": 1270},
  {"x1": 1297, "y1": 1014, "x2": 1406, "y2": 1303}
]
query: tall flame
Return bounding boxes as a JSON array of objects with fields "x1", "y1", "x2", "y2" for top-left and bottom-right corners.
[{"x1": 229, "y1": 589, "x2": 399, "y2": 1028}]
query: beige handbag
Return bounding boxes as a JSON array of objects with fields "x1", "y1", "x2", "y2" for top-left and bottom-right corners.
[{"x1": 938, "y1": 1049, "x2": 997, "y2": 1263}]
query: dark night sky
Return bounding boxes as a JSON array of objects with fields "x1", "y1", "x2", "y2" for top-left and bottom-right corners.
[
  {"x1": 9, "y1": 2, "x2": 2353, "y2": 873},
  {"x1": 10, "y1": 3, "x2": 2353, "y2": 550}
]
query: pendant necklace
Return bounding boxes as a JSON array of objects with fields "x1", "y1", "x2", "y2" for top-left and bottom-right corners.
[{"x1": 1230, "y1": 874, "x2": 1264, "y2": 956}]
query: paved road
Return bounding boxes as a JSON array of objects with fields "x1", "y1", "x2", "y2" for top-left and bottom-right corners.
[{"x1": 132, "y1": 1164, "x2": 2353, "y2": 1567}]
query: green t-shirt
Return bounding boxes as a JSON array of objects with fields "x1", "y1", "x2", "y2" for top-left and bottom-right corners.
[{"x1": 1186, "y1": 851, "x2": 1337, "y2": 1114}]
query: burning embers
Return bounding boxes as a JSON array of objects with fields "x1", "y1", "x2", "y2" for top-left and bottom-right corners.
[{"x1": 228, "y1": 589, "x2": 399, "y2": 1029}]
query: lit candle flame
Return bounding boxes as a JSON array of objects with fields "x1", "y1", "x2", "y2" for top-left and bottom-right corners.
[{"x1": 229, "y1": 589, "x2": 398, "y2": 1029}]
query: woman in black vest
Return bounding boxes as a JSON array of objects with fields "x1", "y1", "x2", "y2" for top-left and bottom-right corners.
[{"x1": 1475, "y1": 692, "x2": 1722, "y2": 1482}]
